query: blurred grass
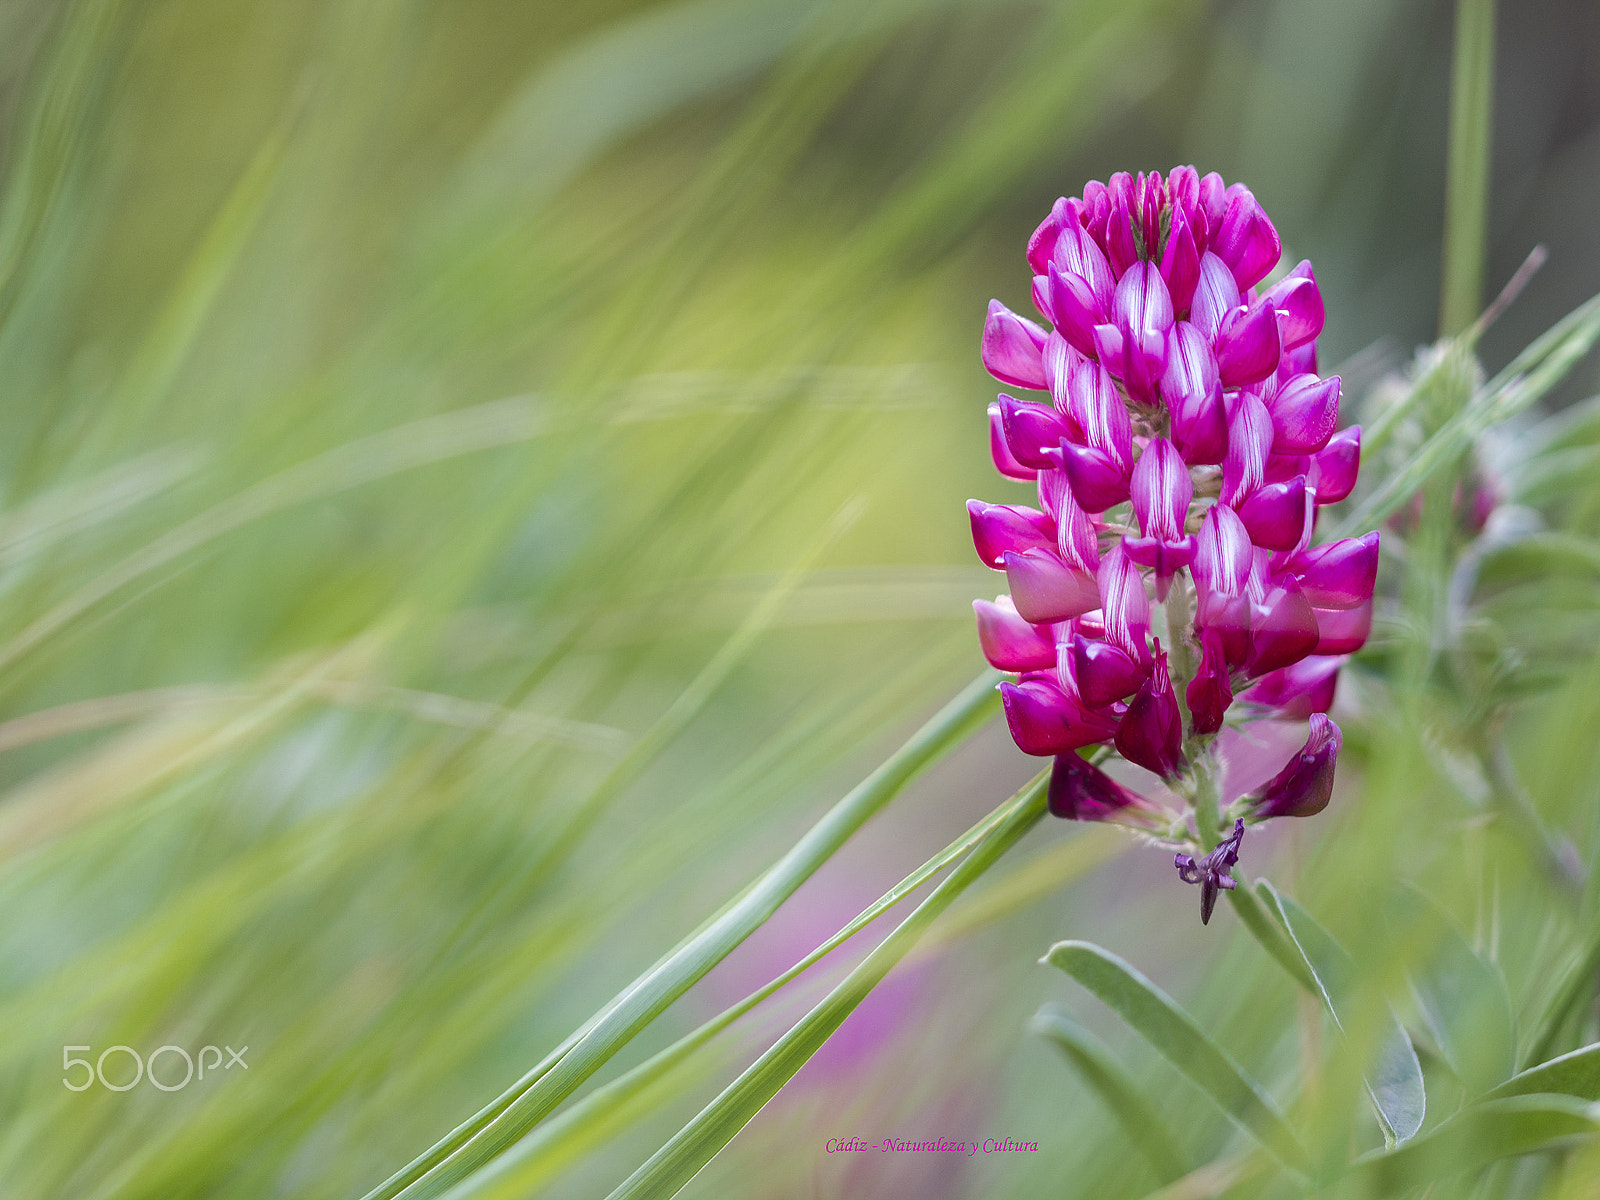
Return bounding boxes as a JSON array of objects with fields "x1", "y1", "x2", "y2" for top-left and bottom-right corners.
[{"x1": 0, "y1": 1, "x2": 1593, "y2": 1199}]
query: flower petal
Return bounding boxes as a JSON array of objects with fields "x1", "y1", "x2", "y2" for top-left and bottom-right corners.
[
  {"x1": 1247, "y1": 714, "x2": 1341, "y2": 819},
  {"x1": 1268, "y1": 374, "x2": 1341, "y2": 454},
  {"x1": 1290, "y1": 531, "x2": 1378, "y2": 609},
  {"x1": 1004, "y1": 546, "x2": 1101, "y2": 623},
  {"x1": 1245, "y1": 655, "x2": 1343, "y2": 718},
  {"x1": 1213, "y1": 186, "x2": 1282, "y2": 289},
  {"x1": 1313, "y1": 598, "x2": 1373, "y2": 655},
  {"x1": 1049, "y1": 751, "x2": 1159, "y2": 821},
  {"x1": 997, "y1": 393, "x2": 1072, "y2": 470},
  {"x1": 1309, "y1": 425, "x2": 1360, "y2": 504},
  {"x1": 988, "y1": 402, "x2": 1036, "y2": 480},
  {"x1": 1115, "y1": 646, "x2": 1186, "y2": 777},
  {"x1": 1216, "y1": 299, "x2": 1282, "y2": 388},
  {"x1": 974, "y1": 595, "x2": 1057, "y2": 671},
  {"x1": 968, "y1": 499, "x2": 1053, "y2": 568},
  {"x1": 1236, "y1": 475, "x2": 1311, "y2": 552},
  {"x1": 1185, "y1": 628, "x2": 1233, "y2": 734},
  {"x1": 1067, "y1": 635, "x2": 1147, "y2": 707},
  {"x1": 1262, "y1": 262, "x2": 1324, "y2": 350},
  {"x1": 1051, "y1": 222, "x2": 1116, "y2": 311},
  {"x1": 1001, "y1": 675, "x2": 1118, "y2": 755},
  {"x1": 1221, "y1": 391, "x2": 1274, "y2": 506},
  {"x1": 982, "y1": 299, "x2": 1049, "y2": 390}
]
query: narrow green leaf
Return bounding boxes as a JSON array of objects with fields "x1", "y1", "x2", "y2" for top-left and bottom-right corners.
[
  {"x1": 1487, "y1": 1043, "x2": 1600, "y2": 1103},
  {"x1": 1258, "y1": 882, "x2": 1426, "y2": 1145},
  {"x1": 1031, "y1": 1005, "x2": 1189, "y2": 1184},
  {"x1": 1343, "y1": 1095, "x2": 1598, "y2": 1195},
  {"x1": 359, "y1": 669, "x2": 1001, "y2": 1200},
  {"x1": 1042, "y1": 940, "x2": 1308, "y2": 1170},
  {"x1": 601, "y1": 772, "x2": 1049, "y2": 1200},
  {"x1": 1437, "y1": 0, "x2": 1496, "y2": 338}
]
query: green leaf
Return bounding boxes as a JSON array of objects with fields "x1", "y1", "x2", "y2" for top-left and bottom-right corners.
[
  {"x1": 359, "y1": 669, "x2": 1002, "y2": 1200},
  {"x1": 1041, "y1": 940, "x2": 1308, "y2": 1171},
  {"x1": 1258, "y1": 882, "x2": 1426, "y2": 1145},
  {"x1": 1031, "y1": 1005, "x2": 1189, "y2": 1184},
  {"x1": 1392, "y1": 885, "x2": 1515, "y2": 1095},
  {"x1": 1487, "y1": 1043, "x2": 1600, "y2": 1102},
  {"x1": 1342, "y1": 1095, "x2": 1599, "y2": 1194},
  {"x1": 600, "y1": 772, "x2": 1048, "y2": 1200}
]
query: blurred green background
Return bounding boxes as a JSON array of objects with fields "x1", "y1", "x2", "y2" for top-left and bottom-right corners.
[{"x1": 0, "y1": 1, "x2": 1598, "y2": 1197}]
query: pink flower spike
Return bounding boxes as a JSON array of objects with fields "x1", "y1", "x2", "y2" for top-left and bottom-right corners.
[
  {"x1": 1186, "y1": 628, "x2": 1233, "y2": 734},
  {"x1": 1262, "y1": 262, "x2": 1324, "y2": 350},
  {"x1": 1291, "y1": 532, "x2": 1378, "y2": 609},
  {"x1": 988, "y1": 402, "x2": 1036, "y2": 480},
  {"x1": 1000, "y1": 675, "x2": 1120, "y2": 755},
  {"x1": 1051, "y1": 223, "x2": 1116, "y2": 311},
  {"x1": 982, "y1": 300, "x2": 1049, "y2": 390},
  {"x1": 1216, "y1": 298, "x2": 1282, "y2": 388},
  {"x1": 1246, "y1": 655, "x2": 1343, "y2": 718},
  {"x1": 997, "y1": 393, "x2": 1072, "y2": 470},
  {"x1": 1097, "y1": 543, "x2": 1152, "y2": 667},
  {"x1": 1309, "y1": 426, "x2": 1360, "y2": 504},
  {"x1": 1068, "y1": 635, "x2": 1147, "y2": 707},
  {"x1": 1268, "y1": 374, "x2": 1341, "y2": 454},
  {"x1": 1049, "y1": 751, "x2": 1160, "y2": 822},
  {"x1": 1004, "y1": 547, "x2": 1101, "y2": 623},
  {"x1": 1213, "y1": 186, "x2": 1282, "y2": 289},
  {"x1": 1247, "y1": 714, "x2": 1341, "y2": 819},
  {"x1": 973, "y1": 596, "x2": 1057, "y2": 672},
  {"x1": 1236, "y1": 475, "x2": 1311, "y2": 552},
  {"x1": 1115, "y1": 645, "x2": 1186, "y2": 777},
  {"x1": 1047, "y1": 265, "x2": 1105, "y2": 358},
  {"x1": 1313, "y1": 598, "x2": 1373, "y2": 655},
  {"x1": 968, "y1": 499, "x2": 1054, "y2": 568},
  {"x1": 1221, "y1": 392, "x2": 1274, "y2": 506}
]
